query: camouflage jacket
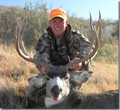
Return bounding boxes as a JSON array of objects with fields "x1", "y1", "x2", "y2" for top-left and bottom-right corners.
[{"x1": 34, "y1": 24, "x2": 93, "y2": 71}]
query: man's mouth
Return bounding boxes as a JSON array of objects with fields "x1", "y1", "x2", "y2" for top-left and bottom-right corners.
[{"x1": 55, "y1": 28, "x2": 60, "y2": 31}]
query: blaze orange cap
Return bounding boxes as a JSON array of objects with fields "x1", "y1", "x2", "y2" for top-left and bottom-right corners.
[{"x1": 49, "y1": 8, "x2": 67, "y2": 20}]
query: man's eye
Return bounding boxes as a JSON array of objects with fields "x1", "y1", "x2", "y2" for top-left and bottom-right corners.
[
  {"x1": 52, "y1": 20, "x2": 56, "y2": 23},
  {"x1": 60, "y1": 20, "x2": 63, "y2": 23},
  {"x1": 45, "y1": 75, "x2": 50, "y2": 80}
]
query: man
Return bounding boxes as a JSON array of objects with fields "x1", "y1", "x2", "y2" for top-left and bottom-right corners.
[
  {"x1": 27, "y1": 8, "x2": 93, "y2": 108},
  {"x1": 34, "y1": 8, "x2": 92, "y2": 73}
]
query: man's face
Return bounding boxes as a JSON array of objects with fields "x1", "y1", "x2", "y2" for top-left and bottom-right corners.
[{"x1": 49, "y1": 17, "x2": 68, "y2": 38}]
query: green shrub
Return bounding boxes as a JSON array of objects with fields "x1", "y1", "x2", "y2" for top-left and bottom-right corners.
[{"x1": 95, "y1": 43, "x2": 118, "y2": 63}]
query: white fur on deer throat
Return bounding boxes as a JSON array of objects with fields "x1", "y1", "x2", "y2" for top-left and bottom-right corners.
[{"x1": 45, "y1": 95, "x2": 66, "y2": 108}]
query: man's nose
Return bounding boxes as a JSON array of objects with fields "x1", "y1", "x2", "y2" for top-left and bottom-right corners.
[{"x1": 55, "y1": 22, "x2": 61, "y2": 26}]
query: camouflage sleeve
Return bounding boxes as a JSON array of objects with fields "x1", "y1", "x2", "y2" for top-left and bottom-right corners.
[
  {"x1": 34, "y1": 33, "x2": 50, "y2": 71},
  {"x1": 72, "y1": 32, "x2": 91, "y2": 58},
  {"x1": 70, "y1": 32, "x2": 93, "y2": 71}
]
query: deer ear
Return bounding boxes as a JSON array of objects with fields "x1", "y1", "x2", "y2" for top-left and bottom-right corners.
[
  {"x1": 28, "y1": 75, "x2": 46, "y2": 88},
  {"x1": 70, "y1": 71, "x2": 93, "y2": 84}
]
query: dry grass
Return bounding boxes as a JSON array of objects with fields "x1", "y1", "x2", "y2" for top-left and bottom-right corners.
[
  {"x1": 0, "y1": 44, "x2": 119, "y2": 108},
  {"x1": 80, "y1": 61, "x2": 118, "y2": 94},
  {"x1": 0, "y1": 44, "x2": 38, "y2": 95}
]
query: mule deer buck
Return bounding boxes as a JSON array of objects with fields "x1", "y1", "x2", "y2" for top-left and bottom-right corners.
[{"x1": 14, "y1": 11, "x2": 101, "y2": 108}]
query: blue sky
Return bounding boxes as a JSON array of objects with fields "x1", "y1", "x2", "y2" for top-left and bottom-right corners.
[{"x1": 0, "y1": 0, "x2": 118, "y2": 20}]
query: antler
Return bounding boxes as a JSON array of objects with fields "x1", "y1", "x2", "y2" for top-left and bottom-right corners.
[
  {"x1": 89, "y1": 10, "x2": 101, "y2": 53},
  {"x1": 14, "y1": 22, "x2": 49, "y2": 69},
  {"x1": 65, "y1": 11, "x2": 102, "y2": 69}
]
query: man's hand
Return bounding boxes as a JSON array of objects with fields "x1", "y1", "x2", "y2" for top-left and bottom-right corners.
[
  {"x1": 69, "y1": 58, "x2": 82, "y2": 71},
  {"x1": 40, "y1": 66, "x2": 47, "y2": 74}
]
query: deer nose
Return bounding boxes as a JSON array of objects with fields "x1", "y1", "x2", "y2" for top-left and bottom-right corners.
[{"x1": 51, "y1": 85, "x2": 62, "y2": 97}]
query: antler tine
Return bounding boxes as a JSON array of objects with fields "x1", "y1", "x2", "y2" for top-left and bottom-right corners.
[
  {"x1": 89, "y1": 11, "x2": 101, "y2": 53},
  {"x1": 14, "y1": 21, "x2": 27, "y2": 55},
  {"x1": 96, "y1": 10, "x2": 102, "y2": 41},
  {"x1": 96, "y1": 11, "x2": 101, "y2": 30},
  {"x1": 90, "y1": 12, "x2": 93, "y2": 31},
  {"x1": 98, "y1": 11, "x2": 102, "y2": 42},
  {"x1": 18, "y1": 34, "x2": 28, "y2": 55},
  {"x1": 14, "y1": 22, "x2": 49, "y2": 69},
  {"x1": 67, "y1": 56, "x2": 71, "y2": 62},
  {"x1": 89, "y1": 12, "x2": 96, "y2": 53},
  {"x1": 19, "y1": 29, "x2": 27, "y2": 55}
]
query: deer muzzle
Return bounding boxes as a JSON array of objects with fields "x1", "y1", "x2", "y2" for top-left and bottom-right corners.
[{"x1": 51, "y1": 85, "x2": 62, "y2": 100}]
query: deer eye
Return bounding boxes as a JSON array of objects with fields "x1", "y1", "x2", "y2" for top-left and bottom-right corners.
[
  {"x1": 65, "y1": 75, "x2": 69, "y2": 79},
  {"x1": 45, "y1": 75, "x2": 50, "y2": 80}
]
